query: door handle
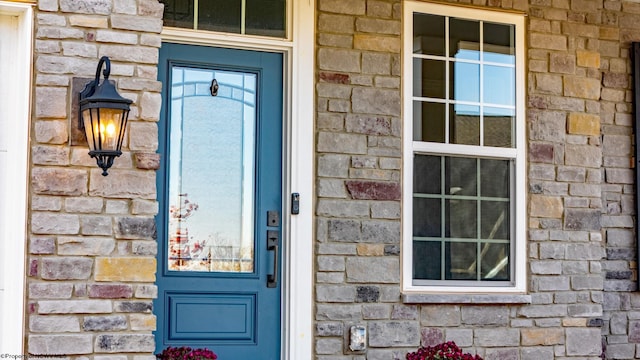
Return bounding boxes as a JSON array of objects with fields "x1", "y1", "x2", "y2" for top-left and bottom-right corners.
[{"x1": 267, "y1": 230, "x2": 279, "y2": 288}]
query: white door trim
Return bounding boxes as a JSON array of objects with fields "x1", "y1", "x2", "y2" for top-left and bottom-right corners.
[
  {"x1": 0, "y1": 0, "x2": 32, "y2": 354},
  {"x1": 161, "y1": 1, "x2": 315, "y2": 358}
]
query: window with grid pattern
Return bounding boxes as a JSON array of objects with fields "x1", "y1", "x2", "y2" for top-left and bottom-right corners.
[{"x1": 403, "y1": 1, "x2": 526, "y2": 292}]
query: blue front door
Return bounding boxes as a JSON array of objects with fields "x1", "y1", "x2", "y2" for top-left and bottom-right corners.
[{"x1": 155, "y1": 43, "x2": 283, "y2": 359}]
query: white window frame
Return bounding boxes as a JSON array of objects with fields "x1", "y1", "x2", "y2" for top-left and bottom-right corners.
[
  {"x1": 402, "y1": 1, "x2": 526, "y2": 294},
  {"x1": 161, "y1": 0, "x2": 314, "y2": 358},
  {"x1": 0, "y1": 0, "x2": 32, "y2": 354}
]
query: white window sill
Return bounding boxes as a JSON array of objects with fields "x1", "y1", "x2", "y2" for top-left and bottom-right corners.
[{"x1": 402, "y1": 293, "x2": 532, "y2": 304}]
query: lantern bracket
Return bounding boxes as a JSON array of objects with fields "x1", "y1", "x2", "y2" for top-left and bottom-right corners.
[
  {"x1": 77, "y1": 56, "x2": 132, "y2": 176},
  {"x1": 78, "y1": 56, "x2": 112, "y2": 130}
]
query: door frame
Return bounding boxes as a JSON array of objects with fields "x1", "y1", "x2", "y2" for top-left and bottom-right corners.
[
  {"x1": 160, "y1": 1, "x2": 314, "y2": 359},
  {"x1": 0, "y1": 0, "x2": 32, "y2": 354}
]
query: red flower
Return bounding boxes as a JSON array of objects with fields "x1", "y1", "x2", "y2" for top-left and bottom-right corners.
[
  {"x1": 406, "y1": 341, "x2": 483, "y2": 360},
  {"x1": 157, "y1": 346, "x2": 217, "y2": 360}
]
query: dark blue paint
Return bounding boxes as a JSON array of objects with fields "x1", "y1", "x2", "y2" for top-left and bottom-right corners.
[{"x1": 155, "y1": 43, "x2": 283, "y2": 360}]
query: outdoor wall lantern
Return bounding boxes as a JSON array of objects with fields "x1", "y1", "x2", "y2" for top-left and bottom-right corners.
[{"x1": 79, "y1": 56, "x2": 132, "y2": 176}]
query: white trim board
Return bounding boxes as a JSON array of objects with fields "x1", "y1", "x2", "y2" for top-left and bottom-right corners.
[
  {"x1": 0, "y1": 0, "x2": 32, "y2": 354},
  {"x1": 161, "y1": 1, "x2": 315, "y2": 358}
]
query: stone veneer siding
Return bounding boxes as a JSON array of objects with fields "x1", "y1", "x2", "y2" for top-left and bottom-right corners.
[
  {"x1": 27, "y1": 0, "x2": 163, "y2": 356},
  {"x1": 315, "y1": 0, "x2": 639, "y2": 360},
  {"x1": 22, "y1": 0, "x2": 640, "y2": 358}
]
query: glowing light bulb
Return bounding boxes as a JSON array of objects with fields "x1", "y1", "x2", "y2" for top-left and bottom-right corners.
[{"x1": 106, "y1": 122, "x2": 116, "y2": 136}]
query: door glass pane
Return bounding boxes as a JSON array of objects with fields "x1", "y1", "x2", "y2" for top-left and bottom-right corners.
[{"x1": 168, "y1": 66, "x2": 257, "y2": 273}]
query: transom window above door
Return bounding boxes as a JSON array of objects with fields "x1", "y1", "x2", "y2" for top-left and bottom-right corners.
[{"x1": 159, "y1": 0, "x2": 286, "y2": 38}]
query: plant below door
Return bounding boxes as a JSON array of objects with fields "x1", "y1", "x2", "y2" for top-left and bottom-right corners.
[{"x1": 157, "y1": 346, "x2": 218, "y2": 360}]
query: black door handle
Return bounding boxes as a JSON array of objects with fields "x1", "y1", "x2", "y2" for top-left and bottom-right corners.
[{"x1": 267, "y1": 230, "x2": 279, "y2": 288}]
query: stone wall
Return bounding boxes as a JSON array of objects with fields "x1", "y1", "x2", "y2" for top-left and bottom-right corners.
[
  {"x1": 22, "y1": 0, "x2": 640, "y2": 358},
  {"x1": 27, "y1": 0, "x2": 162, "y2": 355},
  {"x1": 315, "y1": 0, "x2": 637, "y2": 359}
]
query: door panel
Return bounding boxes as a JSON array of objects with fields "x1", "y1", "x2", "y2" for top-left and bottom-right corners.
[{"x1": 155, "y1": 43, "x2": 283, "y2": 360}]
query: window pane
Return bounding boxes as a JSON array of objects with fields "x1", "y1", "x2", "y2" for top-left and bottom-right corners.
[
  {"x1": 414, "y1": 154, "x2": 441, "y2": 194},
  {"x1": 413, "y1": 13, "x2": 445, "y2": 56},
  {"x1": 451, "y1": 62, "x2": 479, "y2": 103},
  {"x1": 161, "y1": 0, "x2": 194, "y2": 28},
  {"x1": 162, "y1": 0, "x2": 286, "y2": 38},
  {"x1": 198, "y1": 0, "x2": 241, "y2": 33},
  {"x1": 450, "y1": 104, "x2": 480, "y2": 145},
  {"x1": 412, "y1": 155, "x2": 513, "y2": 283},
  {"x1": 483, "y1": 65, "x2": 515, "y2": 106},
  {"x1": 480, "y1": 243, "x2": 509, "y2": 280},
  {"x1": 483, "y1": 107, "x2": 514, "y2": 148},
  {"x1": 413, "y1": 58, "x2": 445, "y2": 99},
  {"x1": 413, "y1": 101, "x2": 445, "y2": 143},
  {"x1": 246, "y1": 0, "x2": 286, "y2": 37},
  {"x1": 480, "y1": 158, "x2": 510, "y2": 198},
  {"x1": 445, "y1": 156, "x2": 477, "y2": 196},
  {"x1": 484, "y1": 22, "x2": 515, "y2": 65},
  {"x1": 481, "y1": 201, "x2": 509, "y2": 240},
  {"x1": 414, "y1": 241, "x2": 441, "y2": 280},
  {"x1": 446, "y1": 241, "x2": 477, "y2": 280},
  {"x1": 450, "y1": 18, "x2": 480, "y2": 61},
  {"x1": 413, "y1": 198, "x2": 441, "y2": 238},
  {"x1": 445, "y1": 199, "x2": 477, "y2": 239}
]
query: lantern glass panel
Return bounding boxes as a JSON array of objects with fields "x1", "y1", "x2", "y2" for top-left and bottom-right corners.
[{"x1": 82, "y1": 107, "x2": 125, "y2": 152}]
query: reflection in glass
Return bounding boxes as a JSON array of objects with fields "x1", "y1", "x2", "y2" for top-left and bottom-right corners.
[
  {"x1": 414, "y1": 154, "x2": 441, "y2": 194},
  {"x1": 413, "y1": 58, "x2": 445, "y2": 99},
  {"x1": 480, "y1": 158, "x2": 511, "y2": 198},
  {"x1": 480, "y1": 243, "x2": 509, "y2": 280},
  {"x1": 413, "y1": 101, "x2": 446, "y2": 143},
  {"x1": 446, "y1": 241, "x2": 477, "y2": 280},
  {"x1": 484, "y1": 22, "x2": 515, "y2": 64},
  {"x1": 450, "y1": 18, "x2": 479, "y2": 61},
  {"x1": 199, "y1": 0, "x2": 241, "y2": 33},
  {"x1": 483, "y1": 107, "x2": 514, "y2": 148},
  {"x1": 168, "y1": 66, "x2": 257, "y2": 273},
  {"x1": 413, "y1": 13, "x2": 445, "y2": 56},
  {"x1": 412, "y1": 155, "x2": 512, "y2": 281},
  {"x1": 413, "y1": 198, "x2": 441, "y2": 238},
  {"x1": 414, "y1": 241, "x2": 441, "y2": 280},
  {"x1": 246, "y1": 0, "x2": 286, "y2": 37},
  {"x1": 483, "y1": 65, "x2": 515, "y2": 106},
  {"x1": 445, "y1": 157, "x2": 477, "y2": 197},
  {"x1": 445, "y1": 199, "x2": 477, "y2": 239},
  {"x1": 450, "y1": 104, "x2": 479, "y2": 145},
  {"x1": 481, "y1": 201, "x2": 509, "y2": 240},
  {"x1": 161, "y1": 0, "x2": 286, "y2": 38},
  {"x1": 160, "y1": 0, "x2": 194, "y2": 28},
  {"x1": 451, "y1": 62, "x2": 479, "y2": 103}
]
